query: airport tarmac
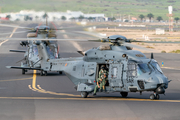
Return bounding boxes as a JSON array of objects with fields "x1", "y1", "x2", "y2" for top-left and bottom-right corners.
[{"x1": 0, "y1": 23, "x2": 179, "y2": 120}]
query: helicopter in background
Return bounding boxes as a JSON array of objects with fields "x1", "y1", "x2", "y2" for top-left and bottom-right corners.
[
  {"x1": 9, "y1": 32, "x2": 60, "y2": 76},
  {"x1": 2, "y1": 21, "x2": 61, "y2": 75},
  {"x1": 18, "y1": 34, "x2": 171, "y2": 100}
]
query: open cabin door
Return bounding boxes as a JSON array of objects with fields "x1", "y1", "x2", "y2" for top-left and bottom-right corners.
[{"x1": 108, "y1": 63, "x2": 123, "y2": 87}]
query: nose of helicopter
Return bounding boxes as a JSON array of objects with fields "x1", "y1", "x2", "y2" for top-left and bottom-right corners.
[
  {"x1": 146, "y1": 74, "x2": 169, "y2": 94},
  {"x1": 156, "y1": 74, "x2": 168, "y2": 83},
  {"x1": 154, "y1": 74, "x2": 169, "y2": 94}
]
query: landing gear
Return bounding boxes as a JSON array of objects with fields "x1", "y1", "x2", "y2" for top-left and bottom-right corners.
[
  {"x1": 22, "y1": 69, "x2": 25, "y2": 74},
  {"x1": 40, "y1": 71, "x2": 47, "y2": 76},
  {"x1": 150, "y1": 93, "x2": 160, "y2": 100},
  {"x1": 44, "y1": 71, "x2": 47, "y2": 76},
  {"x1": 40, "y1": 70, "x2": 43, "y2": 76},
  {"x1": 120, "y1": 92, "x2": 128, "y2": 98},
  {"x1": 59, "y1": 71, "x2": 62, "y2": 74},
  {"x1": 150, "y1": 94, "x2": 155, "y2": 100},
  {"x1": 81, "y1": 91, "x2": 88, "y2": 98},
  {"x1": 156, "y1": 94, "x2": 160, "y2": 100}
]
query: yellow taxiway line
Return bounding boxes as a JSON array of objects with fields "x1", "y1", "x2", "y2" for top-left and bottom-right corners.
[
  {"x1": 0, "y1": 96, "x2": 179, "y2": 103},
  {"x1": 30, "y1": 70, "x2": 79, "y2": 97}
]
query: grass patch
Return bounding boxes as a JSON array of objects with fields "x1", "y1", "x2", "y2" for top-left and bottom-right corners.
[
  {"x1": 146, "y1": 45, "x2": 154, "y2": 49},
  {"x1": 169, "y1": 50, "x2": 180, "y2": 53},
  {"x1": 161, "y1": 50, "x2": 166, "y2": 53}
]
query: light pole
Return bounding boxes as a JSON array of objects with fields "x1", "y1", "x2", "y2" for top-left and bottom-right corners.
[{"x1": 168, "y1": 6, "x2": 173, "y2": 33}]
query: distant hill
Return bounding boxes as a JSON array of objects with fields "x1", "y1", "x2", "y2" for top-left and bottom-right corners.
[{"x1": 0, "y1": 0, "x2": 179, "y2": 20}]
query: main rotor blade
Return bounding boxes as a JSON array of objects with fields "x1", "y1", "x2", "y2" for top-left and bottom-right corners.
[
  {"x1": 0, "y1": 24, "x2": 32, "y2": 29},
  {"x1": 124, "y1": 43, "x2": 157, "y2": 51},
  {"x1": 58, "y1": 25, "x2": 96, "y2": 30},
  {"x1": 0, "y1": 31, "x2": 30, "y2": 36},
  {"x1": 130, "y1": 40, "x2": 180, "y2": 43},
  {"x1": 0, "y1": 37, "x2": 90, "y2": 41},
  {"x1": 56, "y1": 31, "x2": 99, "y2": 39},
  {"x1": 74, "y1": 31, "x2": 105, "y2": 38}
]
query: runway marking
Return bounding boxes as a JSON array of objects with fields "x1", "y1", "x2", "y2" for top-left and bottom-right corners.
[
  {"x1": 27, "y1": 70, "x2": 180, "y2": 103},
  {"x1": 0, "y1": 27, "x2": 18, "y2": 46},
  {"x1": 29, "y1": 70, "x2": 79, "y2": 97},
  {"x1": 161, "y1": 67, "x2": 180, "y2": 70},
  {"x1": 0, "y1": 96, "x2": 179, "y2": 103},
  {"x1": 0, "y1": 77, "x2": 33, "y2": 82}
]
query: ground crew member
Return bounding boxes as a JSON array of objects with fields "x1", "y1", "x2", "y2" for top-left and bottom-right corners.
[
  {"x1": 101, "y1": 66, "x2": 108, "y2": 91},
  {"x1": 101, "y1": 73, "x2": 108, "y2": 91},
  {"x1": 93, "y1": 78, "x2": 103, "y2": 95},
  {"x1": 99, "y1": 65, "x2": 105, "y2": 78},
  {"x1": 93, "y1": 65, "x2": 109, "y2": 95}
]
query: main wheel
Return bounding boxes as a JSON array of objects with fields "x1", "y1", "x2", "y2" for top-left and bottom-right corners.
[
  {"x1": 81, "y1": 92, "x2": 88, "y2": 98},
  {"x1": 156, "y1": 94, "x2": 160, "y2": 100},
  {"x1": 40, "y1": 71, "x2": 43, "y2": 76},
  {"x1": 120, "y1": 92, "x2": 128, "y2": 98},
  {"x1": 44, "y1": 71, "x2": 47, "y2": 76},
  {"x1": 150, "y1": 94, "x2": 155, "y2": 100},
  {"x1": 22, "y1": 69, "x2": 25, "y2": 74}
]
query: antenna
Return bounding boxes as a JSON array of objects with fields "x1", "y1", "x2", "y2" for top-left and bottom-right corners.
[
  {"x1": 151, "y1": 53, "x2": 154, "y2": 59},
  {"x1": 46, "y1": 16, "x2": 48, "y2": 26}
]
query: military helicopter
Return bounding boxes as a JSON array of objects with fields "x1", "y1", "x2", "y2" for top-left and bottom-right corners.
[
  {"x1": 18, "y1": 34, "x2": 171, "y2": 100},
  {"x1": 1, "y1": 22, "x2": 61, "y2": 75},
  {"x1": 9, "y1": 32, "x2": 60, "y2": 76}
]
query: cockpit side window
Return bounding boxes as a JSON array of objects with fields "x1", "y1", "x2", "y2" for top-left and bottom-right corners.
[
  {"x1": 46, "y1": 46, "x2": 55, "y2": 59},
  {"x1": 128, "y1": 63, "x2": 136, "y2": 77},
  {"x1": 137, "y1": 63, "x2": 152, "y2": 76}
]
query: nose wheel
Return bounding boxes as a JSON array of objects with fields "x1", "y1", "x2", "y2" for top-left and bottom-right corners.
[{"x1": 150, "y1": 93, "x2": 160, "y2": 100}]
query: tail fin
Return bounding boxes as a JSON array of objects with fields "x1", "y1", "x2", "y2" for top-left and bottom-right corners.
[{"x1": 36, "y1": 42, "x2": 49, "y2": 62}]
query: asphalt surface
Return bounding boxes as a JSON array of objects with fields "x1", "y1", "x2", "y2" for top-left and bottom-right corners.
[{"x1": 0, "y1": 22, "x2": 180, "y2": 120}]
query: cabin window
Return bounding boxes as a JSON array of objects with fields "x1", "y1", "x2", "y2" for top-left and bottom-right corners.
[
  {"x1": 111, "y1": 67, "x2": 118, "y2": 78},
  {"x1": 86, "y1": 68, "x2": 95, "y2": 76},
  {"x1": 128, "y1": 64, "x2": 136, "y2": 77}
]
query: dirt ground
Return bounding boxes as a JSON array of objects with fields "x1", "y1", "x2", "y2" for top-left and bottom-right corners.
[{"x1": 96, "y1": 28, "x2": 180, "y2": 53}]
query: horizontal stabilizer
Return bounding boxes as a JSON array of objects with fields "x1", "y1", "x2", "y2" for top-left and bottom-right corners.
[
  {"x1": 10, "y1": 50, "x2": 26, "y2": 53},
  {"x1": 6, "y1": 66, "x2": 42, "y2": 70}
]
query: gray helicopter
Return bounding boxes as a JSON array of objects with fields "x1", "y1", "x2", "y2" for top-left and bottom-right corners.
[
  {"x1": 6, "y1": 24, "x2": 61, "y2": 76},
  {"x1": 25, "y1": 35, "x2": 171, "y2": 100}
]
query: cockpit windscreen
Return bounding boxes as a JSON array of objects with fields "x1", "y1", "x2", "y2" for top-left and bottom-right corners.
[{"x1": 137, "y1": 63, "x2": 151, "y2": 76}]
